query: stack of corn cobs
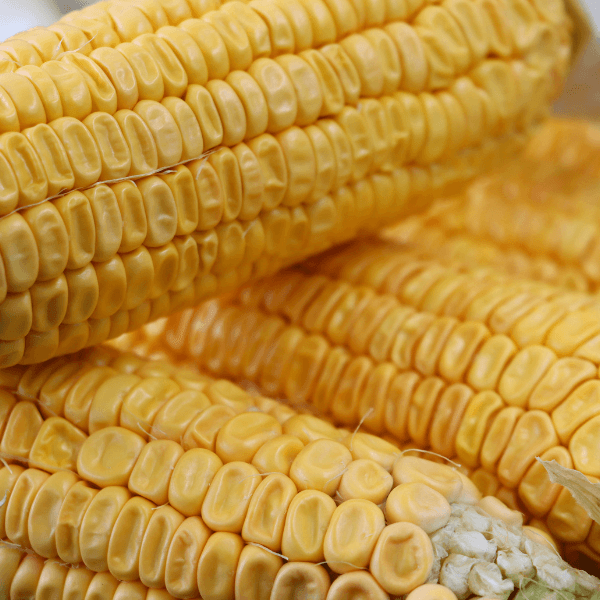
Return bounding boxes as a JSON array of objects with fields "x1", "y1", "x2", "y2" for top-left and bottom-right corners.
[{"x1": 0, "y1": 0, "x2": 598, "y2": 597}]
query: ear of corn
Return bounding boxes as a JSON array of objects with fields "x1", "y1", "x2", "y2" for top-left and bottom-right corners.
[
  {"x1": 120, "y1": 221, "x2": 600, "y2": 567},
  {"x1": 0, "y1": 0, "x2": 571, "y2": 367},
  {"x1": 1, "y1": 346, "x2": 598, "y2": 600}
]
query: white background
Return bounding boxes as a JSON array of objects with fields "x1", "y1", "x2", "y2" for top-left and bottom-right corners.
[
  {"x1": 0, "y1": 0, "x2": 599, "y2": 41},
  {"x1": 1, "y1": 0, "x2": 61, "y2": 41},
  {"x1": 585, "y1": 1, "x2": 600, "y2": 32}
]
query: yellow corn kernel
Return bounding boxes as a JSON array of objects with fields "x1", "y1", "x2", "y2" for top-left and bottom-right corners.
[
  {"x1": 181, "y1": 404, "x2": 237, "y2": 451},
  {"x1": 324, "y1": 498, "x2": 385, "y2": 574},
  {"x1": 242, "y1": 471, "x2": 297, "y2": 551},
  {"x1": 370, "y1": 522, "x2": 434, "y2": 596},
  {"x1": 197, "y1": 531, "x2": 244, "y2": 599},
  {"x1": 77, "y1": 426, "x2": 145, "y2": 487},
  {"x1": 281, "y1": 488, "x2": 336, "y2": 562},
  {"x1": 5, "y1": 468, "x2": 50, "y2": 548},
  {"x1": 249, "y1": 427, "x2": 301, "y2": 468},
  {"x1": 393, "y1": 457, "x2": 463, "y2": 503},
  {"x1": 8, "y1": 553, "x2": 45, "y2": 599},
  {"x1": 270, "y1": 562, "x2": 330, "y2": 599},
  {"x1": 31, "y1": 560, "x2": 71, "y2": 600},
  {"x1": 179, "y1": 19, "x2": 230, "y2": 80},
  {"x1": 215, "y1": 411, "x2": 282, "y2": 463},
  {"x1": 128, "y1": 439, "x2": 184, "y2": 504},
  {"x1": 337, "y1": 458, "x2": 392, "y2": 504},
  {"x1": 234, "y1": 544, "x2": 283, "y2": 600},
  {"x1": 201, "y1": 460, "x2": 261, "y2": 532},
  {"x1": 289, "y1": 438, "x2": 352, "y2": 496},
  {"x1": 165, "y1": 515, "x2": 211, "y2": 598},
  {"x1": 386, "y1": 482, "x2": 452, "y2": 533},
  {"x1": 168, "y1": 447, "x2": 222, "y2": 516}
]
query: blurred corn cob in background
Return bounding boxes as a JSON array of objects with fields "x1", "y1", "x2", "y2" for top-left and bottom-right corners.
[
  {"x1": 117, "y1": 119, "x2": 600, "y2": 570},
  {"x1": 0, "y1": 0, "x2": 573, "y2": 367},
  {"x1": 387, "y1": 118, "x2": 600, "y2": 294},
  {"x1": 1, "y1": 345, "x2": 598, "y2": 600}
]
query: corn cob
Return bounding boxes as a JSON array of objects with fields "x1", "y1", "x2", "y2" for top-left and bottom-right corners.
[
  {"x1": 1, "y1": 347, "x2": 597, "y2": 600},
  {"x1": 0, "y1": 0, "x2": 567, "y2": 190},
  {"x1": 120, "y1": 237, "x2": 600, "y2": 566},
  {"x1": 0, "y1": 0, "x2": 571, "y2": 367},
  {"x1": 2, "y1": 487, "x2": 591, "y2": 600}
]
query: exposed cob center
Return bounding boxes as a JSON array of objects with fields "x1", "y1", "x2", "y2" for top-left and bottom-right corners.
[{"x1": 0, "y1": 347, "x2": 598, "y2": 599}]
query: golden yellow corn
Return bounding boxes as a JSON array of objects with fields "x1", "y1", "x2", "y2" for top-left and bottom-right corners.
[
  {"x1": 1, "y1": 346, "x2": 596, "y2": 600},
  {"x1": 0, "y1": 0, "x2": 571, "y2": 367},
  {"x1": 387, "y1": 214, "x2": 594, "y2": 293},
  {"x1": 385, "y1": 118, "x2": 600, "y2": 294},
  {"x1": 122, "y1": 233, "x2": 600, "y2": 566}
]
